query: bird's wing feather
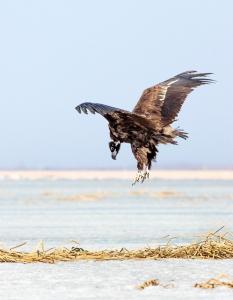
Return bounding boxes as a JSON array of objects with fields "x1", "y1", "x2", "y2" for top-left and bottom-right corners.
[
  {"x1": 75, "y1": 102, "x2": 129, "y2": 120},
  {"x1": 75, "y1": 102, "x2": 174, "y2": 144},
  {"x1": 76, "y1": 102, "x2": 156, "y2": 129},
  {"x1": 133, "y1": 71, "x2": 214, "y2": 126}
]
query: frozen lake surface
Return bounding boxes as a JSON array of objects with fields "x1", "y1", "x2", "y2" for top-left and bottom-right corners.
[{"x1": 0, "y1": 177, "x2": 233, "y2": 299}]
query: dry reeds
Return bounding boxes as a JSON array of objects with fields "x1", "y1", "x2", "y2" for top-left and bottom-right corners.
[
  {"x1": 136, "y1": 279, "x2": 175, "y2": 290},
  {"x1": 195, "y1": 274, "x2": 233, "y2": 289},
  {"x1": 137, "y1": 279, "x2": 159, "y2": 289},
  {"x1": 130, "y1": 190, "x2": 183, "y2": 198},
  {"x1": 42, "y1": 192, "x2": 108, "y2": 201},
  {"x1": 1, "y1": 230, "x2": 233, "y2": 263}
]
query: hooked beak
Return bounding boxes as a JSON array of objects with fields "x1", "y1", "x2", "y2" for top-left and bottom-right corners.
[{"x1": 111, "y1": 150, "x2": 117, "y2": 160}]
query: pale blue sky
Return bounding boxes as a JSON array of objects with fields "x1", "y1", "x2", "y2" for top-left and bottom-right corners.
[{"x1": 0, "y1": 0, "x2": 232, "y2": 169}]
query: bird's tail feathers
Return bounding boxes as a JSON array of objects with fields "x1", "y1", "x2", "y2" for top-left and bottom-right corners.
[
  {"x1": 174, "y1": 127, "x2": 189, "y2": 140},
  {"x1": 154, "y1": 133, "x2": 178, "y2": 145},
  {"x1": 154, "y1": 127, "x2": 188, "y2": 145}
]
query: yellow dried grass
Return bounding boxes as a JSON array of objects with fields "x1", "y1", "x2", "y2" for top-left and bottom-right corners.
[
  {"x1": 42, "y1": 192, "x2": 108, "y2": 201},
  {"x1": 130, "y1": 190, "x2": 183, "y2": 198},
  {"x1": 194, "y1": 274, "x2": 233, "y2": 289},
  {"x1": 137, "y1": 279, "x2": 159, "y2": 289},
  {"x1": 136, "y1": 279, "x2": 175, "y2": 290},
  {"x1": 1, "y1": 229, "x2": 233, "y2": 263}
]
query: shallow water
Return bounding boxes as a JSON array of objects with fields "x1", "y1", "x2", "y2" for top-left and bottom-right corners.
[{"x1": 1, "y1": 178, "x2": 233, "y2": 299}]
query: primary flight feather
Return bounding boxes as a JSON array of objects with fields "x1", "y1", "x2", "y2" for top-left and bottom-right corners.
[{"x1": 76, "y1": 71, "x2": 214, "y2": 184}]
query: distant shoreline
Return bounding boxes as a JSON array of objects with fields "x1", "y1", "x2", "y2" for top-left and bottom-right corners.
[{"x1": 0, "y1": 170, "x2": 232, "y2": 180}]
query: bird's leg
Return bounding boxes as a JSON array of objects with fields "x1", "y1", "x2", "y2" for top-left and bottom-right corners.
[
  {"x1": 141, "y1": 165, "x2": 150, "y2": 183},
  {"x1": 132, "y1": 170, "x2": 141, "y2": 186},
  {"x1": 132, "y1": 166, "x2": 150, "y2": 185},
  {"x1": 132, "y1": 170, "x2": 143, "y2": 186}
]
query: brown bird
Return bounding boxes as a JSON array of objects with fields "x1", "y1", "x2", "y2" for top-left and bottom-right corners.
[{"x1": 76, "y1": 71, "x2": 214, "y2": 184}]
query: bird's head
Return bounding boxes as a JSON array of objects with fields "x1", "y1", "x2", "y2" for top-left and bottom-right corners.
[{"x1": 109, "y1": 141, "x2": 121, "y2": 160}]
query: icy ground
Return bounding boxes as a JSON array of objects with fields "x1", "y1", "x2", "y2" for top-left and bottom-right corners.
[
  {"x1": 1, "y1": 260, "x2": 233, "y2": 300},
  {"x1": 0, "y1": 178, "x2": 233, "y2": 299}
]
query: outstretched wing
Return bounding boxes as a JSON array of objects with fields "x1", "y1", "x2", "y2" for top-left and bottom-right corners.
[
  {"x1": 75, "y1": 102, "x2": 173, "y2": 144},
  {"x1": 133, "y1": 71, "x2": 214, "y2": 126},
  {"x1": 75, "y1": 102, "x2": 129, "y2": 121},
  {"x1": 75, "y1": 102, "x2": 156, "y2": 128}
]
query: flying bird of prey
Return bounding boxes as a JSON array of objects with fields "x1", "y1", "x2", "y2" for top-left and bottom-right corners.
[{"x1": 76, "y1": 71, "x2": 214, "y2": 184}]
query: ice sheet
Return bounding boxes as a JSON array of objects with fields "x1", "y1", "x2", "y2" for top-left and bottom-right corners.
[{"x1": 0, "y1": 178, "x2": 233, "y2": 299}]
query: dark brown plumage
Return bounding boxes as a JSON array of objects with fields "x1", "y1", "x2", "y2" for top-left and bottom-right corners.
[{"x1": 76, "y1": 71, "x2": 214, "y2": 184}]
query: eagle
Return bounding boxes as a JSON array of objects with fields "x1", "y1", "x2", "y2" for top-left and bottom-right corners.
[{"x1": 76, "y1": 71, "x2": 214, "y2": 184}]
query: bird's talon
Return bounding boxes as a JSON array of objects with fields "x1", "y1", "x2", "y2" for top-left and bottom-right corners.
[
  {"x1": 132, "y1": 170, "x2": 150, "y2": 185},
  {"x1": 132, "y1": 172, "x2": 142, "y2": 186}
]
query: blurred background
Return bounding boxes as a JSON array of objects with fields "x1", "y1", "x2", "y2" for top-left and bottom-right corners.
[{"x1": 0, "y1": 0, "x2": 232, "y2": 169}]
